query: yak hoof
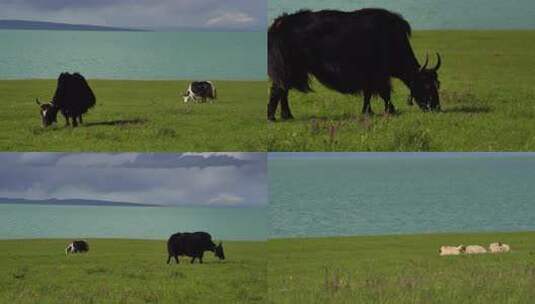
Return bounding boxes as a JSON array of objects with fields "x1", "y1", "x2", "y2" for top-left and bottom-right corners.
[
  {"x1": 385, "y1": 108, "x2": 397, "y2": 115},
  {"x1": 281, "y1": 114, "x2": 294, "y2": 120}
]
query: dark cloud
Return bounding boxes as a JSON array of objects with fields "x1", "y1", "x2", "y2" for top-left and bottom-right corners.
[
  {"x1": 0, "y1": 0, "x2": 266, "y2": 29},
  {"x1": 11, "y1": 153, "x2": 261, "y2": 168},
  {"x1": 0, "y1": 153, "x2": 267, "y2": 207},
  {"x1": 3, "y1": 0, "x2": 123, "y2": 10}
]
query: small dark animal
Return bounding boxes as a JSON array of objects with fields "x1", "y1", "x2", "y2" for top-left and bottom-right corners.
[
  {"x1": 36, "y1": 72, "x2": 96, "y2": 127},
  {"x1": 268, "y1": 8, "x2": 442, "y2": 121},
  {"x1": 166, "y1": 231, "x2": 225, "y2": 264},
  {"x1": 65, "y1": 240, "x2": 90, "y2": 255},
  {"x1": 183, "y1": 81, "x2": 217, "y2": 103}
]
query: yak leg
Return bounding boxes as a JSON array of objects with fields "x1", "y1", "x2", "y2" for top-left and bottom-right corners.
[
  {"x1": 268, "y1": 85, "x2": 282, "y2": 121},
  {"x1": 190, "y1": 257, "x2": 196, "y2": 264},
  {"x1": 72, "y1": 116, "x2": 78, "y2": 127},
  {"x1": 361, "y1": 91, "x2": 373, "y2": 115},
  {"x1": 280, "y1": 89, "x2": 294, "y2": 120},
  {"x1": 380, "y1": 91, "x2": 396, "y2": 114},
  {"x1": 199, "y1": 252, "x2": 204, "y2": 264},
  {"x1": 167, "y1": 255, "x2": 179, "y2": 264},
  {"x1": 79, "y1": 115, "x2": 83, "y2": 125},
  {"x1": 64, "y1": 114, "x2": 70, "y2": 126}
]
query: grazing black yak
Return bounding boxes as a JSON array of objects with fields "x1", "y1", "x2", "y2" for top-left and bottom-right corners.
[
  {"x1": 183, "y1": 81, "x2": 217, "y2": 103},
  {"x1": 166, "y1": 231, "x2": 225, "y2": 264},
  {"x1": 65, "y1": 240, "x2": 90, "y2": 255},
  {"x1": 268, "y1": 8, "x2": 442, "y2": 121},
  {"x1": 36, "y1": 72, "x2": 96, "y2": 127}
]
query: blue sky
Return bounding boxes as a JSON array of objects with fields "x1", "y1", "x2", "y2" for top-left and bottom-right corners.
[
  {"x1": 0, "y1": 0, "x2": 266, "y2": 30},
  {"x1": 0, "y1": 153, "x2": 267, "y2": 207}
]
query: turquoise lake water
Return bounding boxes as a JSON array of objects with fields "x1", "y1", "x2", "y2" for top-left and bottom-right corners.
[
  {"x1": 0, "y1": 204, "x2": 267, "y2": 241},
  {"x1": 270, "y1": 156, "x2": 535, "y2": 238},
  {"x1": 0, "y1": 30, "x2": 266, "y2": 80},
  {"x1": 269, "y1": 0, "x2": 535, "y2": 29}
]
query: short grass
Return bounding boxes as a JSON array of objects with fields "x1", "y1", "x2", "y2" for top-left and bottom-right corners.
[
  {"x1": 0, "y1": 239, "x2": 266, "y2": 304},
  {"x1": 269, "y1": 231, "x2": 535, "y2": 303},
  {"x1": 267, "y1": 31, "x2": 535, "y2": 151},
  {"x1": 0, "y1": 80, "x2": 266, "y2": 152}
]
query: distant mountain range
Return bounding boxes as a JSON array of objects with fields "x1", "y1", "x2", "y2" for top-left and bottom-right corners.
[
  {"x1": 0, "y1": 20, "x2": 146, "y2": 31},
  {"x1": 0, "y1": 197, "x2": 158, "y2": 207}
]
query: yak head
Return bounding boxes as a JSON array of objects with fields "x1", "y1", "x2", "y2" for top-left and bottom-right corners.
[
  {"x1": 410, "y1": 53, "x2": 442, "y2": 111},
  {"x1": 36, "y1": 98, "x2": 59, "y2": 127},
  {"x1": 214, "y1": 242, "x2": 225, "y2": 260}
]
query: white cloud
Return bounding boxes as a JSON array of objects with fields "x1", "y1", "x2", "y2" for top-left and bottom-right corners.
[
  {"x1": 0, "y1": 0, "x2": 266, "y2": 30},
  {"x1": 207, "y1": 193, "x2": 244, "y2": 206},
  {"x1": 205, "y1": 12, "x2": 255, "y2": 27},
  {"x1": 0, "y1": 153, "x2": 267, "y2": 207}
]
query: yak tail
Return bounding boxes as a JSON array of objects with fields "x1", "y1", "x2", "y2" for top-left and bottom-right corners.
[
  {"x1": 167, "y1": 240, "x2": 175, "y2": 257},
  {"x1": 77, "y1": 74, "x2": 96, "y2": 108},
  {"x1": 268, "y1": 26, "x2": 311, "y2": 93}
]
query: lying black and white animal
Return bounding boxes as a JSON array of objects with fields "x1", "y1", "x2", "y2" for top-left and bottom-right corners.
[
  {"x1": 183, "y1": 81, "x2": 217, "y2": 103},
  {"x1": 65, "y1": 240, "x2": 90, "y2": 255},
  {"x1": 268, "y1": 8, "x2": 442, "y2": 121},
  {"x1": 36, "y1": 72, "x2": 96, "y2": 127},
  {"x1": 166, "y1": 231, "x2": 225, "y2": 264}
]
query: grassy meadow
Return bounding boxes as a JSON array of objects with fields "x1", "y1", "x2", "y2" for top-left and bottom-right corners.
[
  {"x1": 0, "y1": 80, "x2": 266, "y2": 152},
  {"x1": 267, "y1": 30, "x2": 535, "y2": 151},
  {"x1": 0, "y1": 239, "x2": 266, "y2": 304},
  {"x1": 269, "y1": 231, "x2": 535, "y2": 304}
]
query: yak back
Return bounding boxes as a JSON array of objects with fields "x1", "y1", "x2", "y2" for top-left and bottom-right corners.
[
  {"x1": 190, "y1": 81, "x2": 215, "y2": 97},
  {"x1": 73, "y1": 240, "x2": 89, "y2": 252},
  {"x1": 268, "y1": 8, "x2": 416, "y2": 94},
  {"x1": 167, "y1": 231, "x2": 216, "y2": 257},
  {"x1": 53, "y1": 72, "x2": 96, "y2": 115}
]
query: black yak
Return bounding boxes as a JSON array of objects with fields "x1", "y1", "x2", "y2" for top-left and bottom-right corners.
[
  {"x1": 65, "y1": 240, "x2": 89, "y2": 255},
  {"x1": 183, "y1": 81, "x2": 217, "y2": 103},
  {"x1": 36, "y1": 72, "x2": 96, "y2": 127},
  {"x1": 166, "y1": 231, "x2": 225, "y2": 264},
  {"x1": 268, "y1": 8, "x2": 442, "y2": 121}
]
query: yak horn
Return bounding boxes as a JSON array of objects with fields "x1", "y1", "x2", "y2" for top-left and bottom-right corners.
[
  {"x1": 420, "y1": 53, "x2": 429, "y2": 71},
  {"x1": 35, "y1": 98, "x2": 41, "y2": 105},
  {"x1": 433, "y1": 53, "x2": 442, "y2": 71}
]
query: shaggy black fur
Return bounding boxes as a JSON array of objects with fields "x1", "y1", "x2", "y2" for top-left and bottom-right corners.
[
  {"x1": 37, "y1": 72, "x2": 96, "y2": 127},
  {"x1": 166, "y1": 232, "x2": 225, "y2": 264},
  {"x1": 268, "y1": 8, "x2": 442, "y2": 121}
]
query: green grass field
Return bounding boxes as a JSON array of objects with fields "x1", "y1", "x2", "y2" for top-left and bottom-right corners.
[
  {"x1": 267, "y1": 31, "x2": 535, "y2": 151},
  {"x1": 269, "y1": 231, "x2": 535, "y2": 304},
  {"x1": 0, "y1": 80, "x2": 266, "y2": 152},
  {"x1": 0, "y1": 239, "x2": 266, "y2": 304}
]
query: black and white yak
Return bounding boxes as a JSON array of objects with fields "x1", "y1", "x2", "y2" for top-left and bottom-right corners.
[
  {"x1": 65, "y1": 240, "x2": 90, "y2": 255},
  {"x1": 166, "y1": 231, "x2": 225, "y2": 264},
  {"x1": 268, "y1": 8, "x2": 442, "y2": 121},
  {"x1": 183, "y1": 81, "x2": 217, "y2": 103},
  {"x1": 36, "y1": 72, "x2": 96, "y2": 127}
]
